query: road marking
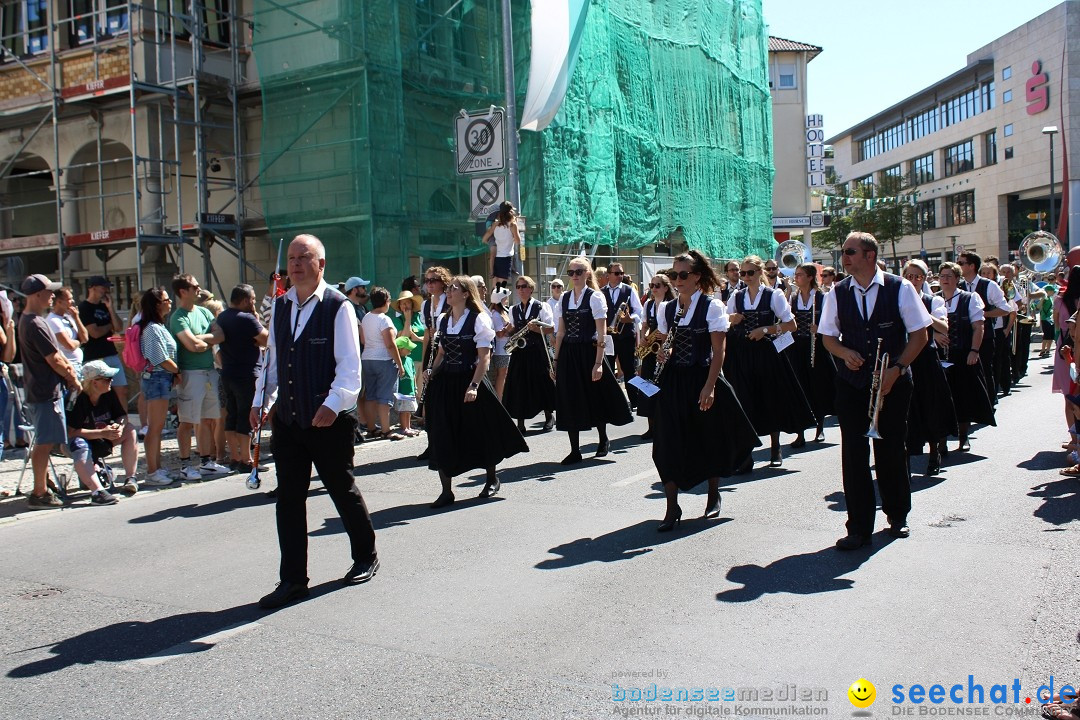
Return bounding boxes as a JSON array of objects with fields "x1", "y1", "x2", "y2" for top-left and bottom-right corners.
[
  {"x1": 610, "y1": 468, "x2": 658, "y2": 487},
  {"x1": 127, "y1": 621, "x2": 262, "y2": 667}
]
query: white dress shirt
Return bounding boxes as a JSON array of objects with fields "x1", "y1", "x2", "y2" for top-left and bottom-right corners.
[
  {"x1": 818, "y1": 270, "x2": 932, "y2": 338},
  {"x1": 726, "y1": 286, "x2": 795, "y2": 323},
  {"x1": 943, "y1": 290, "x2": 985, "y2": 323},
  {"x1": 553, "y1": 286, "x2": 611, "y2": 354},
  {"x1": 962, "y1": 276, "x2": 1010, "y2": 329},
  {"x1": 603, "y1": 282, "x2": 643, "y2": 324},
  {"x1": 656, "y1": 291, "x2": 729, "y2": 334},
  {"x1": 254, "y1": 279, "x2": 363, "y2": 414}
]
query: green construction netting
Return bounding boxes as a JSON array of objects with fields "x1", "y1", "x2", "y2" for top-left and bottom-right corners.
[{"x1": 252, "y1": 0, "x2": 772, "y2": 283}]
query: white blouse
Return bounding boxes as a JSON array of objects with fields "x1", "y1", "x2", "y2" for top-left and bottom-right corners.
[
  {"x1": 726, "y1": 286, "x2": 794, "y2": 323},
  {"x1": 943, "y1": 291, "x2": 985, "y2": 323},
  {"x1": 656, "y1": 291, "x2": 729, "y2": 334},
  {"x1": 437, "y1": 309, "x2": 496, "y2": 348}
]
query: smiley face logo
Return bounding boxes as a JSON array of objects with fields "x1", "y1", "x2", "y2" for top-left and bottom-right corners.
[{"x1": 848, "y1": 679, "x2": 876, "y2": 708}]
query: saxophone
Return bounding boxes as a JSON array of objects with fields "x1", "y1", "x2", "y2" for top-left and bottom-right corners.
[
  {"x1": 651, "y1": 306, "x2": 686, "y2": 385},
  {"x1": 635, "y1": 329, "x2": 661, "y2": 358}
]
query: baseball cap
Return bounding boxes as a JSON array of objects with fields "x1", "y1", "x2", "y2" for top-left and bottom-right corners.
[
  {"x1": 344, "y1": 277, "x2": 370, "y2": 293},
  {"x1": 87, "y1": 275, "x2": 112, "y2": 289},
  {"x1": 20, "y1": 274, "x2": 62, "y2": 294},
  {"x1": 550, "y1": 279, "x2": 564, "y2": 287},
  {"x1": 82, "y1": 359, "x2": 119, "y2": 382}
]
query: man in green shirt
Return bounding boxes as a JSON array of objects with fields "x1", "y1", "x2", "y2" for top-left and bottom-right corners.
[{"x1": 169, "y1": 274, "x2": 228, "y2": 481}]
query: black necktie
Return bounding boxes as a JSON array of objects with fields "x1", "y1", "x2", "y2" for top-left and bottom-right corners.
[{"x1": 859, "y1": 287, "x2": 870, "y2": 320}]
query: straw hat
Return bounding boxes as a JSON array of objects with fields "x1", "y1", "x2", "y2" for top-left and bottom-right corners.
[{"x1": 390, "y1": 290, "x2": 422, "y2": 312}]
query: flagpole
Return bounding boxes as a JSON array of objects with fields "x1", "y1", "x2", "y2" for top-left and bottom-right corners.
[{"x1": 502, "y1": 0, "x2": 520, "y2": 209}]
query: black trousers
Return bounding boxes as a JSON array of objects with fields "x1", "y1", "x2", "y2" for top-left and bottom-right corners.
[
  {"x1": 835, "y1": 375, "x2": 913, "y2": 537},
  {"x1": 609, "y1": 333, "x2": 639, "y2": 407},
  {"x1": 1011, "y1": 321, "x2": 1033, "y2": 380},
  {"x1": 271, "y1": 412, "x2": 377, "y2": 584}
]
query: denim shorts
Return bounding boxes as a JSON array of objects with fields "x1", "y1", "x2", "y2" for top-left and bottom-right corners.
[
  {"x1": 28, "y1": 399, "x2": 67, "y2": 445},
  {"x1": 142, "y1": 369, "x2": 175, "y2": 401},
  {"x1": 361, "y1": 359, "x2": 398, "y2": 405}
]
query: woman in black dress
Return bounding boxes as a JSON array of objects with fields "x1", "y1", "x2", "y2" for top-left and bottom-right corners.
[
  {"x1": 902, "y1": 259, "x2": 957, "y2": 475},
  {"x1": 553, "y1": 257, "x2": 633, "y2": 465},
  {"x1": 503, "y1": 275, "x2": 556, "y2": 433},
  {"x1": 652, "y1": 251, "x2": 760, "y2": 531},
  {"x1": 787, "y1": 263, "x2": 836, "y2": 447},
  {"x1": 725, "y1": 255, "x2": 816, "y2": 468},
  {"x1": 935, "y1": 262, "x2": 995, "y2": 455},
  {"x1": 636, "y1": 273, "x2": 674, "y2": 439},
  {"x1": 424, "y1": 275, "x2": 528, "y2": 508}
]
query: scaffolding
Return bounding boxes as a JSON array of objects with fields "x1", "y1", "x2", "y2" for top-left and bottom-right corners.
[{"x1": 0, "y1": 0, "x2": 260, "y2": 304}]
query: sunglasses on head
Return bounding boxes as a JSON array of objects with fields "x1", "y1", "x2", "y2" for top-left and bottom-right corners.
[
  {"x1": 567, "y1": 268, "x2": 585, "y2": 276},
  {"x1": 739, "y1": 269, "x2": 757, "y2": 277}
]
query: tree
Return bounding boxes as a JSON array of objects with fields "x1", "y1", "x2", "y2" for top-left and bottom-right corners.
[{"x1": 812, "y1": 171, "x2": 920, "y2": 269}]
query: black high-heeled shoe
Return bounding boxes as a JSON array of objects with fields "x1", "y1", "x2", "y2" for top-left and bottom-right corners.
[
  {"x1": 517, "y1": 420, "x2": 527, "y2": 434},
  {"x1": 926, "y1": 452, "x2": 941, "y2": 476},
  {"x1": 561, "y1": 451, "x2": 583, "y2": 465},
  {"x1": 734, "y1": 455, "x2": 753, "y2": 475},
  {"x1": 790, "y1": 435, "x2": 806, "y2": 449},
  {"x1": 814, "y1": 427, "x2": 826, "y2": 443},
  {"x1": 430, "y1": 492, "x2": 455, "y2": 509},
  {"x1": 595, "y1": 441, "x2": 610, "y2": 458},
  {"x1": 658, "y1": 506, "x2": 682, "y2": 532},
  {"x1": 769, "y1": 447, "x2": 782, "y2": 466},
  {"x1": 704, "y1": 495, "x2": 722, "y2": 519},
  {"x1": 479, "y1": 476, "x2": 501, "y2": 498}
]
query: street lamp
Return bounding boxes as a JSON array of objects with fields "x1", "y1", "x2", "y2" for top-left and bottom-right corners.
[{"x1": 1043, "y1": 125, "x2": 1059, "y2": 238}]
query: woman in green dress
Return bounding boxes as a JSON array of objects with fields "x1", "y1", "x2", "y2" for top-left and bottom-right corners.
[{"x1": 391, "y1": 290, "x2": 425, "y2": 436}]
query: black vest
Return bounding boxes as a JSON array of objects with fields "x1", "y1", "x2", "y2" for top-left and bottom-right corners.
[
  {"x1": 562, "y1": 289, "x2": 597, "y2": 344},
  {"x1": 665, "y1": 294, "x2": 711, "y2": 368},
  {"x1": 438, "y1": 310, "x2": 480, "y2": 373},
  {"x1": 964, "y1": 277, "x2": 998, "y2": 341},
  {"x1": 945, "y1": 291, "x2": 975, "y2": 361},
  {"x1": 644, "y1": 299, "x2": 659, "y2": 332},
  {"x1": 422, "y1": 296, "x2": 445, "y2": 331},
  {"x1": 512, "y1": 300, "x2": 543, "y2": 348},
  {"x1": 833, "y1": 274, "x2": 906, "y2": 389},
  {"x1": 604, "y1": 284, "x2": 633, "y2": 337},
  {"x1": 730, "y1": 286, "x2": 777, "y2": 340},
  {"x1": 273, "y1": 286, "x2": 348, "y2": 429},
  {"x1": 792, "y1": 290, "x2": 824, "y2": 338}
]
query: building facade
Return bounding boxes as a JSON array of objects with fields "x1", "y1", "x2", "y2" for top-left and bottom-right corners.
[{"x1": 826, "y1": 0, "x2": 1078, "y2": 267}]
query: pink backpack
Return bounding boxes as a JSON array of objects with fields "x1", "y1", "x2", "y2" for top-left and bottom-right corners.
[{"x1": 121, "y1": 323, "x2": 150, "y2": 372}]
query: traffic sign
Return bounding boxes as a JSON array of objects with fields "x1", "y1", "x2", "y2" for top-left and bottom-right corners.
[
  {"x1": 456, "y1": 108, "x2": 505, "y2": 175},
  {"x1": 470, "y1": 175, "x2": 505, "y2": 220}
]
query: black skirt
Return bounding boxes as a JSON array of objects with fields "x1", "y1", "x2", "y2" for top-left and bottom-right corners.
[
  {"x1": 653, "y1": 364, "x2": 761, "y2": 490},
  {"x1": 426, "y1": 370, "x2": 529, "y2": 477},
  {"x1": 636, "y1": 352, "x2": 659, "y2": 417},
  {"x1": 503, "y1": 343, "x2": 555, "y2": 419},
  {"x1": 908, "y1": 348, "x2": 959, "y2": 446},
  {"x1": 555, "y1": 341, "x2": 633, "y2": 431},
  {"x1": 787, "y1": 335, "x2": 836, "y2": 420},
  {"x1": 943, "y1": 357, "x2": 997, "y2": 428},
  {"x1": 723, "y1": 335, "x2": 816, "y2": 435}
]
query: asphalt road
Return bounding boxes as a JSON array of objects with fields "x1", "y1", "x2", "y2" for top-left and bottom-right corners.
[{"x1": 1, "y1": 353, "x2": 1077, "y2": 719}]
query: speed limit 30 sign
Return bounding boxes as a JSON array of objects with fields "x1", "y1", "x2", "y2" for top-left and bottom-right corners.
[{"x1": 455, "y1": 108, "x2": 506, "y2": 175}]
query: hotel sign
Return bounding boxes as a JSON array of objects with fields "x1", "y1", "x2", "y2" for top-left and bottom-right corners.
[{"x1": 806, "y1": 114, "x2": 825, "y2": 187}]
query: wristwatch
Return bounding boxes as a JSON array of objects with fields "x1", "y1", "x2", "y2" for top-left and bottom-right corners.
[
  {"x1": 893, "y1": 362, "x2": 908, "y2": 373},
  {"x1": 468, "y1": 382, "x2": 479, "y2": 390}
]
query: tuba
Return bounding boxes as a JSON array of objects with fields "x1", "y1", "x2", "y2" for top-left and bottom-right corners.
[
  {"x1": 774, "y1": 239, "x2": 812, "y2": 277},
  {"x1": 1018, "y1": 230, "x2": 1062, "y2": 274}
]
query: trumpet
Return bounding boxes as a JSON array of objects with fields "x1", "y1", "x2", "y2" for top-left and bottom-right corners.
[
  {"x1": 865, "y1": 338, "x2": 888, "y2": 440},
  {"x1": 608, "y1": 302, "x2": 631, "y2": 335},
  {"x1": 506, "y1": 321, "x2": 553, "y2": 353},
  {"x1": 636, "y1": 329, "x2": 661, "y2": 358},
  {"x1": 652, "y1": 306, "x2": 686, "y2": 385}
]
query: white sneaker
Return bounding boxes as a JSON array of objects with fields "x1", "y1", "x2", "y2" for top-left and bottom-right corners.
[
  {"x1": 199, "y1": 460, "x2": 231, "y2": 476},
  {"x1": 180, "y1": 465, "x2": 203, "y2": 482},
  {"x1": 143, "y1": 469, "x2": 175, "y2": 487}
]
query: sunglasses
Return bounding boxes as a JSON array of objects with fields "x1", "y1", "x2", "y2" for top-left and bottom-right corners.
[
  {"x1": 957, "y1": 260, "x2": 970, "y2": 266},
  {"x1": 612, "y1": 271, "x2": 624, "y2": 276},
  {"x1": 515, "y1": 284, "x2": 530, "y2": 289},
  {"x1": 673, "y1": 270, "x2": 697, "y2": 280},
  {"x1": 649, "y1": 282, "x2": 664, "y2": 289},
  {"x1": 425, "y1": 278, "x2": 442, "y2": 284},
  {"x1": 765, "y1": 266, "x2": 778, "y2": 272},
  {"x1": 448, "y1": 285, "x2": 463, "y2": 292},
  {"x1": 567, "y1": 268, "x2": 586, "y2": 276},
  {"x1": 842, "y1": 248, "x2": 860, "y2": 256},
  {"x1": 739, "y1": 269, "x2": 757, "y2": 277}
]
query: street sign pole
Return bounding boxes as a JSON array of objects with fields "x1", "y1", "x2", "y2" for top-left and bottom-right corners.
[{"x1": 501, "y1": 0, "x2": 520, "y2": 210}]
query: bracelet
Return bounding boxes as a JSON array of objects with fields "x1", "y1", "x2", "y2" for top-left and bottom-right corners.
[{"x1": 970, "y1": 348, "x2": 980, "y2": 353}]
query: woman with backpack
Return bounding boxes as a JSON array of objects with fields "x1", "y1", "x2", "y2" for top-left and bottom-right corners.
[{"x1": 135, "y1": 287, "x2": 180, "y2": 486}]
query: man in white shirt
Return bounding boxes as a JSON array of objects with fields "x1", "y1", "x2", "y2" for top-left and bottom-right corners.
[
  {"x1": 251, "y1": 234, "x2": 378, "y2": 609},
  {"x1": 602, "y1": 262, "x2": 643, "y2": 406},
  {"x1": 958, "y1": 252, "x2": 1010, "y2": 400},
  {"x1": 820, "y1": 232, "x2": 931, "y2": 550},
  {"x1": 45, "y1": 287, "x2": 88, "y2": 380}
]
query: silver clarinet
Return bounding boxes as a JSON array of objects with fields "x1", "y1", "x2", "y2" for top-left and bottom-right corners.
[{"x1": 652, "y1": 305, "x2": 686, "y2": 385}]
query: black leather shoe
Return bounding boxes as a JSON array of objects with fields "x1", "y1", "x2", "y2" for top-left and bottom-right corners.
[
  {"x1": 343, "y1": 558, "x2": 380, "y2": 585},
  {"x1": 888, "y1": 523, "x2": 910, "y2": 538},
  {"x1": 958, "y1": 438, "x2": 971, "y2": 452},
  {"x1": 417, "y1": 447, "x2": 431, "y2": 461},
  {"x1": 430, "y1": 492, "x2": 455, "y2": 509},
  {"x1": 595, "y1": 441, "x2": 610, "y2": 458},
  {"x1": 560, "y1": 451, "x2": 583, "y2": 465},
  {"x1": 790, "y1": 436, "x2": 806, "y2": 449},
  {"x1": 734, "y1": 455, "x2": 753, "y2": 475},
  {"x1": 769, "y1": 449, "x2": 782, "y2": 467},
  {"x1": 926, "y1": 453, "x2": 941, "y2": 476},
  {"x1": 835, "y1": 534, "x2": 871, "y2": 551},
  {"x1": 704, "y1": 495, "x2": 721, "y2": 519},
  {"x1": 640, "y1": 430, "x2": 654, "y2": 441},
  {"x1": 542, "y1": 416, "x2": 554, "y2": 432},
  {"x1": 657, "y1": 506, "x2": 682, "y2": 532},
  {"x1": 814, "y1": 428, "x2": 826, "y2": 443},
  {"x1": 258, "y1": 581, "x2": 309, "y2": 609},
  {"x1": 479, "y1": 476, "x2": 501, "y2": 498}
]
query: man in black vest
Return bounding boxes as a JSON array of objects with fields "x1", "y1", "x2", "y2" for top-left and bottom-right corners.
[
  {"x1": 820, "y1": 232, "x2": 931, "y2": 550},
  {"x1": 251, "y1": 234, "x2": 378, "y2": 609},
  {"x1": 958, "y1": 252, "x2": 1010, "y2": 400},
  {"x1": 602, "y1": 262, "x2": 642, "y2": 406}
]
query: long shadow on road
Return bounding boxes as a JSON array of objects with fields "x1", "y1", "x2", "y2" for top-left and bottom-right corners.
[
  {"x1": 1029, "y1": 478, "x2": 1080, "y2": 527},
  {"x1": 5, "y1": 580, "x2": 346, "y2": 678},
  {"x1": 127, "y1": 488, "x2": 324, "y2": 524},
  {"x1": 535, "y1": 518, "x2": 731, "y2": 570},
  {"x1": 313, "y1": 496, "x2": 507, "y2": 535},
  {"x1": 716, "y1": 535, "x2": 894, "y2": 603}
]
